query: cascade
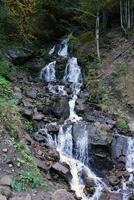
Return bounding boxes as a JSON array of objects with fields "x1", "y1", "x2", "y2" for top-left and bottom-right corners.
[{"x1": 39, "y1": 37, "x2": 134, "y2": 200}]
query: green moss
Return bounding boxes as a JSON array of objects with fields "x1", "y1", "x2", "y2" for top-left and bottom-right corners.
[
  {"x1": 116, "y1": 119, "x2": 128, "y2": 132},
  {"x1": 25, "y1": 120, "x2": 34, "y2": 134}
]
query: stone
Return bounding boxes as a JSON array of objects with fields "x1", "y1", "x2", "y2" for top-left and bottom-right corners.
[
  {"x1": 0, "y1": 186, "x2": 12, "y2": 198},
  {"x1": 128, "y1": 121, "x2": 134, "y2": 133},
  {"x1": 51, "y1": 97, "x2": 69, "y2": 119},
  {"x1": 9, "y1": 194, "x2": 31, "y2": 200},
  {"x1": 107, "y1": 175, "x2": 120, "y2": 186},
  {"x1": 2, "y1": 149, "x2": 8, "y2": 153},
  {"x1": 50, "y1": 162, "x2": 71, "y2": 180},
  {"x1": 6, "y1": 49, "x2": 34, "y2": 65},
  {"x1": 26, "y1": 89, "x2": 37, "y2": 99},
  {"x1": 33, "y1": 112, "x2": 44, "y2": 121},
  {"x1": 0, "y1": 176, "x2": 11, "y2": 186},
  {"x1": 100, "y1": 191, "x2": 123, "y2": 200},
  {"x1": 21, "y1": 108, "x2": 32, "y2": 119},
  {"x1": 0, "y1": 195, "x2": 7, "y2": 200},
  {"x1": 112, "y1": 135, "x2": 128, "y2": 162},
  {"x1": 51, "y1": 189, "x2": 75, "y2": 200}
]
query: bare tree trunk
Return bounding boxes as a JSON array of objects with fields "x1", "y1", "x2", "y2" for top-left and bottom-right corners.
[
  {"x1": 131, "y1": 0, "x2": 134, "y2": 26},
  {"x1": 120, "y1": 0, "x2": 127, "y2": 33},
  {"x1": 96, "y1": 6, "x2": 100, "y2": 60},
  {"x1": 128, "y1": 0, "x2": 131, "y2": 28}
]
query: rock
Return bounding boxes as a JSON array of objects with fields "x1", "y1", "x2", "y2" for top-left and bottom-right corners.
[
  {"x1": 0, "y1": 186, "x2": 12, "y2": 198},
  {"x1": 100, "y1": 191, "x2": 123, "y2": 200},
  {"x1": 46, "y1": 123, "x2": 59, "y2": 133},
  {"x1": 21, "y1": 108, "x2": 33, "y2": 119},
  {"x1": 33, "y1": 112, "x2": 44, "y2": 121},
  {"x1": 26, "y1": 89, "x2": 37, "y2": 99},
  {"x1": 2, "y1": 149, "x2": 8, "y2": 153},
  {"x1": 22, "y1": 99, "x2": 33, "y2": 107},
  {"x1": 107, "y1": 175, "x2": 120, "y2": 186},
  {"x1": 0, "y1": 176, "x2": 11, "y2": 186},
  {"x1": 6, "y1": 49, "x2": 34, "y2": 65},
  {"x1": 50, "y1": 162, "x2": 71, "y2": 180},
  {"x1": 9, "y1": 194, "x2": 31, "y2": 200},
  {"x1": 112, "y1": 135, "x2": 128, "y2": 162},
  {"x1": 51, "y1": 189, "x2": 75, "y2": 200},
  {"x1": 75, "y1": 99, "x2": 86, "y2": 114},
  {"x1": 0, "y1": 195, "x2": 7, "y2": 200},
  {"x1": 51, "y1": 97, "x2": 69, "y2": 119},
  {"x1": 128, "y1": 121, "x2": 134, "y2": 133}
]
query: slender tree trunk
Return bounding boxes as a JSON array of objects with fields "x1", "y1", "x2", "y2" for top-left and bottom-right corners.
[
  {"x1": 96, "y1": 6, "x2": 100, "y2": 60},
  {"x1": 128, "y1": 0, "x2": 131, "y2": 28},
  {"x1": 120, "y1": 0, "x2": 127, "y2": 33}
]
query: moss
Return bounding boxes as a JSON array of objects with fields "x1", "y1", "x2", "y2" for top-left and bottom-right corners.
[{"x1": 116, "y1": 119, "x2": 129, "y2": 132}]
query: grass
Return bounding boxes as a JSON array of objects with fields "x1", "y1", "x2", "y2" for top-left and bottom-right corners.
[{"x1": 11, "y1": 140, "x2": 48, "y2": 192}]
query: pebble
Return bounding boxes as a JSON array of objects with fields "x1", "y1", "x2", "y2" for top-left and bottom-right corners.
[
  {"x1": 2, "y1": 149, "x2": 8, "y2": 153},
  {"x1": 9, "y1": 164, "x2": 13, "y2": 168}
]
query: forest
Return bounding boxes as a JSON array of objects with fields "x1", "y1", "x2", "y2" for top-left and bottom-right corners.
[{"x1": 0, "y1": 1, "x2": 134, "y2": 200}]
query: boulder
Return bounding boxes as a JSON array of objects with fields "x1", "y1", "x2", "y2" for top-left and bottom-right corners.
[
  {"x1": 107, "y1": 175, "x2": 120, "y2": 186},
  {"x1": 21, "y1": 108, "x2": 33, "y2": 119},
  {"x1": 0, "y1": 176, "x2": 11, "y2": 186},
  {"x1": 0, "y1": 195, "x2": 7, "y2": 200},
  {"x1": 9, "y1": 194, "x2": 31, "y2": 200},
  {"x1": 6, "y1": 49, "x2": 34, "y2": 65},
  {"x1": 128, "y1": 121, "x2": 134, "y2": 133},
  {"x1": 50, "y1": 162, "x2": 71, "y2": 180},
  {"x1": 112, "y1": 135, "x2": 128, "y2": 162},
  {"x1": 26, "y1": 89, "x2": 37, "y2": 99},
  {"x1": 0, "y1": 186, "x2": 12, "y2": 198},
  {"x1": 33, "y1": 112, "x2": 44, "y2": 121},
  {"x1": 51, "y1": 189, "x2": 75, "y2": 200},
  {"x1": 51, "y1": 97, "x2": 69, "y2": 119},
  {"x1": 99, "y1": 191, "x2": 123, "y2": 200}
]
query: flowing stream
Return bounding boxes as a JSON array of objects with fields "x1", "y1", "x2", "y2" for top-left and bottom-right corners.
[{"x1": 39, "y1": 38, "x2": 134, "y2": 200}]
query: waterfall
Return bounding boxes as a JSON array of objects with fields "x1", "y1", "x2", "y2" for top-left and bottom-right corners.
[
  {"x1": 49, "y1": 38, "x2": 69, "y2": 58},
  {"x1": 122, "y1": 137, "x2": 134, "y2": 200},
  {"x1": 40, "y1": 61, "x2": 56, "y2": 82},
  {"x1": 39, "y1": 37, "x2": 106, "y2": 200}
]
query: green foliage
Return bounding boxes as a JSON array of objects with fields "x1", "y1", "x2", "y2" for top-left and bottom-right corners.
[
  {"x1": 113, "y1": 64, "x2": 128, "y2": 75},
  {"x1": 0, "y1": 103, "x2": 22, "y2": 138},
  {"x1": 11, "y1": 140, "x2": 48, "y2": 192},
  {"x1": 0, "y1": 76, "x2": 12, "y2": 98},
  {"x1": 25, "y1": 120, "x2": 34, "y2": 134},
  {"x1": 116, "y1": 119, "x2": 128, "y2": 132},
  {"x1": 11, "y1": 170, "x2": 47, "y2": 192}
]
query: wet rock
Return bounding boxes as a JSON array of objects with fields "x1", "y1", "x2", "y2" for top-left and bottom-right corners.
[
  {"x1": 75, "y1": 99, "x2": 86, "y2": 114},
  {"x1": 26, "y1": 89, "x2": 37, "y2": 99},
  {"x1": 51, "y1": 97, "x2": 69, "y2": 119},
  {"x1": 50, "y1": 162, "x2": 71, "y2": 180},
  {"x1": 22, "y1": 99, "x2": 33, "y2": 107},
  {"x1": 83, "y1": 177, "x2": 95, "y2": 196},
  {"x1": 107, "y1": 175, "x2": 120, "y2": 186},
  {"x1": 51, "y1": 189, "x2": 75, "y2": 200},
  {"x1": 100, "y1": 191, "x2": 123, "y2": 200},
  {"x1": 0, "y1": 176, "x2": 11, "y2": 186},
  {"x1": 0, "y1": 195, "x2": 7, "y2": 200},
  {"x1": 46, "y1": 123, "x2": 59, "y2": 134},
  {"x1": 9, "y1": 193, "x2": 31, "y2": 200},
  {"x1": 112, "y1": 135, "x2": 128, "y2": 162}
]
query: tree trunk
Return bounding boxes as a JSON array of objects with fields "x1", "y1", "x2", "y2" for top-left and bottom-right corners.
[{"x1": 96, "y1": 7, "x2": 100, "y2": 60}]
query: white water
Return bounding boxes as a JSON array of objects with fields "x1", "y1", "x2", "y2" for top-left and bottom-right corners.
[
  {"x1": 49, "y1": 38, "x2": 69, "y2": 58},
  {"x1": 40, "y1": 61, "x2": 56, "y2": 82},
  {"x1": 122, "y1": 137, "x2": 134, "y2": 200},
  {"x1": 48, "y1": 83, "x2": 67, "y2": 96}
]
